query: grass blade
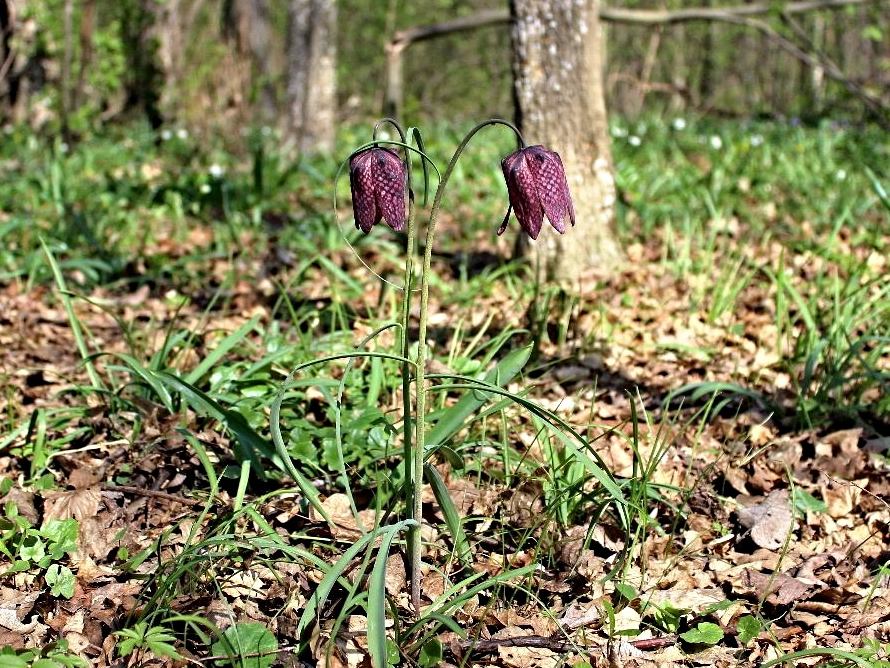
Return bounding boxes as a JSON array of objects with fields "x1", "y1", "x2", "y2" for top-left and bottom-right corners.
[
  {"x1": 111, "y1": 353, "x2": 175, "y2": 411},
  {"x1": 424, "y1": 463, "x2": 472, "y2": 567},
  {"x1": 368, "y1": 522, "x2": 411, "y2": 668},
  {"x1": 184, "y1": 315, "x2": 259, "y2": 384},
  {"x1": 427, "y1": 345, "x2": 531, "y2": 449},
  {"x1": 155, "y1": 371, "x2": 276, "y2": 479},
  {"x1": 761, "y1": 647, "x2": 873, "y2": 668},
  {"x1": 41, "y1": 238, "x2": 104, "y2": 390},
  {"x1": 297, "y1": 520, "x2": 414, "y2": 640}
]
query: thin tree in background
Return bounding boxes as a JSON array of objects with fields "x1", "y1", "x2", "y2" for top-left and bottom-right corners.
[
  {"x1": 0, "y1": 0, "x2": 13, "y2": 109},
  {"x1": 510, "y1": 0, "x2": 621, "y2": 281},
  {"x1": 73, "y1": 0, "x2": 96, "y2": 113},
  {"x1": 228, "y1": 0, "x2": 277, "y2": 123},
  {"x1": 285, "y1": 0, "x2": 336, "y2": 154},
  {"x1": 120, "y1": 0, "x2": 165, "y2": 129}
]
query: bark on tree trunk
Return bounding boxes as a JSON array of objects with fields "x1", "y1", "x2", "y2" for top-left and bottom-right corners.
[
  {"x1": 510, "y1": 0, "x2": 621, "y2": 283},
  {"x1": 0, "y1": 0, "x2": 19, "y2": 119},
  {"x1": 121, "y1": 0, "x2": 165, "y2": 129},
  {"x1": 285, "y1": 0, "x2": 336, "y2": 155},
  {"x1": 73, "y1": 0, "x2": 95, "y2": 113},
  {"x1": 226, "y1": 0, "x2": 277, "y2": 123},
  {"x1": 60, "y1": 0, "x2": 73, "y2": 133}
]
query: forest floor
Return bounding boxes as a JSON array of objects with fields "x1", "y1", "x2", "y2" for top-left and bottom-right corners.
[{"x1": 0, "y1": 119, "x2": 888, "y2": 667}]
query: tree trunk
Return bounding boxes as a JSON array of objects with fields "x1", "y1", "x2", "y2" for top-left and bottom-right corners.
[
  {"x1": 510, "y1": 0, "x2": 621, "y2": 283},
  {"x1": 223, "y1": 0, "x2": 278, "y2": 123},
  {"x1": 73, "y1": 0, "x2": 96, "y2": 113},
  {"x1": 285, "y1": 0, "x2": 336, "y2": 155},
  {"x1": 121, "y1": 0, "x2": 165, "y2": 129},
  {"x1": 1, "y1": 0, "x2": 17, "y2": 116},
  {"x1": 60, "y1": 0, "x2": 73, "y2": 134}
]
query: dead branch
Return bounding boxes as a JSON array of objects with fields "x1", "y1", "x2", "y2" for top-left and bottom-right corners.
[
  {"x1": 715, "y1": 13, "x2": 889, "y2": 125},
  {"x1": 387, "y1": 0, "x2": 875, "y2": 50},
  {"x1": 599, "y1": 0, "x2": 874, "y2": 25},
  {"x1": 102, "y1": 484, "x2": 206, "y2": 508},
  {"x1": 388, "y1": 8, "x2": 510, "y2": 51},
  {"x1": 382, "y1": 0, "x2": 886, "y2": 121},
  {"x1": 455, "y1": 633, "x2": 677, "y2": 656}
]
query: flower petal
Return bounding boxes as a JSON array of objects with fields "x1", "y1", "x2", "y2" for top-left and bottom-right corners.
[
  {"x1": 350, "y1": 150, "x2": 380, "y2": 233},
  {"x1": 528, "y1": 146, "x2": 573, "y2": 234},
  {"x1": 502, "y1": 148, "x2": 544, "y2": 240},
  {"x1": 374, "y1": 149, "x2": 407, "y2": 232}
]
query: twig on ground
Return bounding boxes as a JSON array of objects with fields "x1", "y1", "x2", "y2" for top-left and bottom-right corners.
[{"x1": 102, "y1": 484, "x2": 206, "y2": 508}]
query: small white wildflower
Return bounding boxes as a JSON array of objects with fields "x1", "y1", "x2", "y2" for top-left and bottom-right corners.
[
  {"x1": 200, "y1": 183, "x2": 211, "y2": 194},
  {"x1": 208, "y1": 163, "x2": 225, "y2": 178},
  {"x1": 750, "y1": 134, "x2": 764, "y2": 147},
  {"x1": 176, "y1": 128, "x2": 188, "y2": 140},
  {"x1": 835, "y1": 169, "x2": 847, "y2": 181},
  {"x1": 59, "y1": 142, "x2": 69, "y2": 153},
  {"x1": 709, "y1": 135, "x2": 723, "y2": 150},
  {"x1": 672, "y1": 118, "x2": 687, "y2": 131},
  {"x1": 160, "y1": 129, "x2": 172, "y2": 141},
  {"x1": 628, "y1": 135, "x2": 642, "y2": 147},
  {"x1": 261, "y1": 126, "x2": 272, "y2": 136},
  {"x1": 611, "y1": 126, "x2": 628, "y2": 138}
]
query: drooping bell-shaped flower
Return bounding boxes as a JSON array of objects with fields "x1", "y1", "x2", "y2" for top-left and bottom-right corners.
[
  {"x1": 499, "y1": 145, "x2": 575, "y2": 240},
  {"x1": 349, "y1": 147, "x2": 407, "y2": 233}
]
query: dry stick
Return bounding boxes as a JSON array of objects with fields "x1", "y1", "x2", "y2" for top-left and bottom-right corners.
[
  {"x1": 599, "y1": 0, "x2": 873, "y2": 24},
  {"x1": 457, "y1": 634, "x2": 677, "y2": 655},
  {"x1": 101, "y1": 484, "x2": 205, "y2": 508},
  {"x1": 635, "y1": 25, "x2": 663, "y2": 115},
  {"x1": 384, "y1": 9, "x2": 510, "y2": 117},
  {"x1": 388, "y1": 0, "x2": 871, "y2": 43},
  {"x1": 0, "y1": 6, "x2": 17, "y2": 86}
]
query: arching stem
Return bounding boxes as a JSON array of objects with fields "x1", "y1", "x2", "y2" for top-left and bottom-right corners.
[{"x1": 409, "y1": 118, "x2": 525, "y2": 611}]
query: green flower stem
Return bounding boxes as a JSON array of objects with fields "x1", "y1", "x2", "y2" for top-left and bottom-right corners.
[
  {"x1": 409, "y1": 119, "x2": 524, "y2": 611},
  {"x1": 402, "y1": 180, "x2": 417, "y2": 539},
  {"x1": 369, "y1": 118, "x2": 416, "y2": 519}
]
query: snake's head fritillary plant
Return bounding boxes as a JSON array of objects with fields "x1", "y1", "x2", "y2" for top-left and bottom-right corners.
[
  {"x1": 499, "y1": 145, "x2": 575, "y2": 240},
  {"x1": 327, "y1": 119, "x2": 590, "y2": 631},
  {"x1": 349, "y1": 147, "x2": 407, "y2": 233}
]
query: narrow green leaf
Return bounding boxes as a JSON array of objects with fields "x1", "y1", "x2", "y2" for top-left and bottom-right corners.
[
  {"x1": 297, "y1": 520, "x2": 414, "y2": 640},
  {"x1": 865, "y1": 167, "x2": 890, "y2": 215},
  {"x1": 155, "y1": 371, "x2": 275, "y2": 480},
  {"x1": 424, "y1": 464, "x2": 472, "y2": 567},
  {"x1": 368, "y1": 523, "x2": 409, "y2": 668},
  {"x1": 418, "y1": 564, "x2": 537, "y2": 624},
  {"x1": 185, "y1": 315, "x2": 259, "y2": 384},
  {"x1": 40, "y1": 239, "x2": 103, "y2": 390},
  {"x1": 427, "y1": 345, "x2": 531, "y2": 449},
  {"x1": 111, "y1": 353, "x2": 174, "y2": 411}
]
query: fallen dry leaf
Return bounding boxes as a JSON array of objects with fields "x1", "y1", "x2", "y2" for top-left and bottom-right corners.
[
  {"x1": 737, "y1": 489, "x2": 794, "y2": 550},
  {"x1": 43, "y1": 487, "x2": 102, "y2": 523},
  {"x1": 737, "y1": 569, "x2": 817, "y2": 606}
]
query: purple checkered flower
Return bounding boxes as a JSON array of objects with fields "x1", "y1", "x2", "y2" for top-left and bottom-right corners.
[
  {"x1": 349, "y1": 147, "x2": 407, "y2": 233},
  {"x1": 499, "y1": 145, "x2": 575, "y2": 240}
]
